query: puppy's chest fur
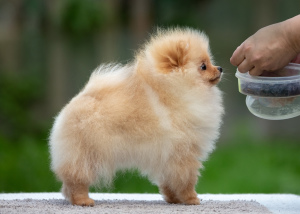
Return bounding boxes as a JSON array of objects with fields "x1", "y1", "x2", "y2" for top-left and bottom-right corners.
[{"x1": 143, "y1": 84, "x2": 204, "y2": 133}]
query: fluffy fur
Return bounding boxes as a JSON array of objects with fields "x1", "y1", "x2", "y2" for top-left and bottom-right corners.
[{"x1": 49, "y1": 27, "x2": 224, "y2": 206}]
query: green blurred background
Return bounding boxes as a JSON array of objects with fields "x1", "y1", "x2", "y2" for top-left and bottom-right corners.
[{"x1": 0, "y1": 0, "x2": 299, "y2": 195}]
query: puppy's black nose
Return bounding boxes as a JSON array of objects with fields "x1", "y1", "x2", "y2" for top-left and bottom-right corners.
[{"x1": 217, "y1": 66, "x2": 223, "y2": 73}]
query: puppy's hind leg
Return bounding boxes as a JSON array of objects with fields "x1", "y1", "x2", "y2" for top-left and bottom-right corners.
[{"x1": 56, "y1": 148, "x2": 100, "y2": 206}]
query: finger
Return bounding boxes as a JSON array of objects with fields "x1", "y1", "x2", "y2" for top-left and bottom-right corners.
[
  {"x1": 230, "y1": 45, "x2": 245, "y2": 66},
  {"x1": 249, "y1": 66, "x2": 263, "y2": 76},
  {"x1": 291, "y1": 53, "x2": 300, "y2": 63},
  {"x1": 237, "y1": 59, "x2": 254, "y2": 73}
]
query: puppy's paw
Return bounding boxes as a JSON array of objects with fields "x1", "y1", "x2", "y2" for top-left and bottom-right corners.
[
  {"x1": 72, "y1": 197, "x2": 95, "y2": 207},
  {"x1": 183, "y1": 197, "x2": 200, "y2": 205},
  {"x1": 164, "y1": 196, "x2": 181, "y2": 204},
  {"x1": 160, "y1": 185, "x2": 181, "y2": 204}
]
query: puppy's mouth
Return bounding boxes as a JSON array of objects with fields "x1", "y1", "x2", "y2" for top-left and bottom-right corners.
[{"x1": 209, "y1": 75, "x2": 221, "y2": 84}]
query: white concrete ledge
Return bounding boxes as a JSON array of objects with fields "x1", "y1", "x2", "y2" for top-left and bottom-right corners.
[{"x1": 0, "y1": 193, "x2": 299, "y2": 214}]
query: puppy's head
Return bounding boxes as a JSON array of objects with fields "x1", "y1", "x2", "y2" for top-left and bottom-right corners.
[{"x1": 141, "y1": 28, "x2": 222, "y2": 86}]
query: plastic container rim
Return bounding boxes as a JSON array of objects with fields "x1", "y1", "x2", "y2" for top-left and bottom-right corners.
[{"x1": 235, "y1": 63, "x2": 300, "y2": 83}]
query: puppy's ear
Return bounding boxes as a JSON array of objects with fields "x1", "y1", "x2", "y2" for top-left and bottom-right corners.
[{"x1": 151, "y1": 40, "x2": 190, "y2": 73}]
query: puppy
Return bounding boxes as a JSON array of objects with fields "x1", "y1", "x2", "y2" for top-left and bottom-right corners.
[{"x1": 49, "y1": 27, "x2": 224, "y2": 206}]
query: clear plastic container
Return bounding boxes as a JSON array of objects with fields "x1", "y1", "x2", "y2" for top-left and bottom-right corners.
[{"x1": 235, "y1": 63, "x2": 300, "y2": 120}]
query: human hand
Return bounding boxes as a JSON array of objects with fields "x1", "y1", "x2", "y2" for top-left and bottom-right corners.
[
  {"x1": 230, "y1": 18, "x2": 300, "y2": 76},
  {"x1": 291, "y1": 53, "x2": 300, "y2": 63}
]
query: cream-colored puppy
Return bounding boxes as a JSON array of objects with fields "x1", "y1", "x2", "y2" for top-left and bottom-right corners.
[{"x1": 49, "y1": 27, "x2": 224, "y2": 206}]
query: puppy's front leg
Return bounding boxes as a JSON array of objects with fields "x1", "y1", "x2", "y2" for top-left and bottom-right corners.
[
  {"x1": 177, "y1": 178, "x2": 200, "y2": 205},
  {"x1": 160, "y1": 184, "x2": 181, "y2": 204},
  {"x1": 63, "y1": 181, "x2": 95, "y2": 206},
  {"x1": 160, "y1": 159, "x2": 201, "y2": 205}
]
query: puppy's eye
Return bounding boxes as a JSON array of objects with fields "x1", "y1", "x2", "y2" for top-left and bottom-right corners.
[{"x1": 200, "y1": 63, "x2": 206, "y2": 70}]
